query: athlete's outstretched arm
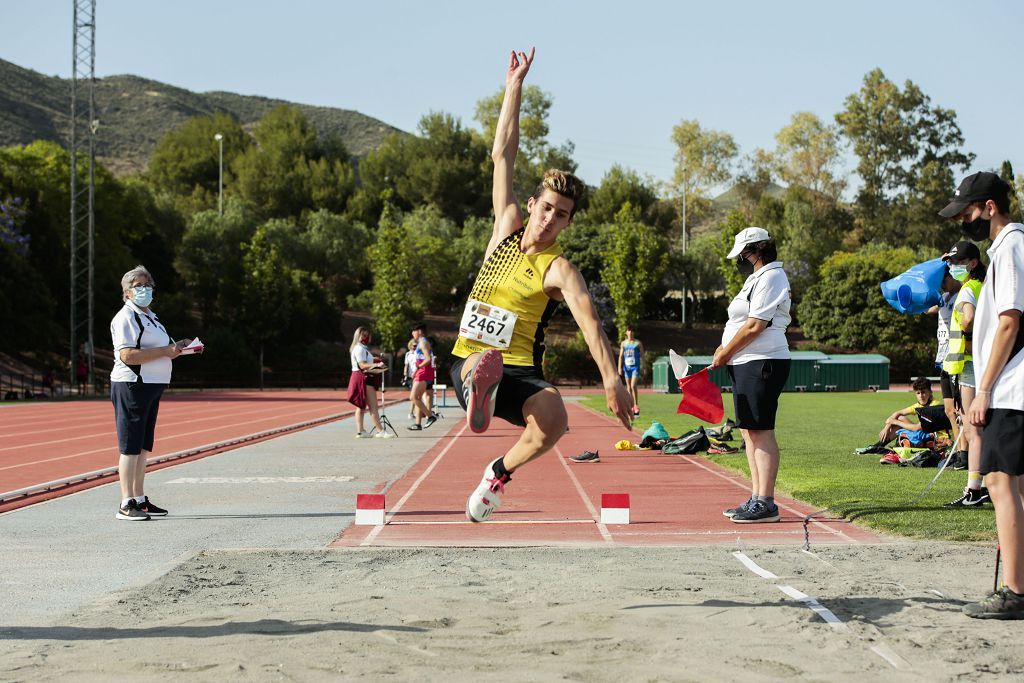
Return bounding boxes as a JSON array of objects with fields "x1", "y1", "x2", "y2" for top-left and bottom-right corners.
[
  {"x1": 547, "y1": 258, "x2": 633, "y2": 429},
  {"x1": 487, "y1": 48, "x2": 534, "y2": 257}
]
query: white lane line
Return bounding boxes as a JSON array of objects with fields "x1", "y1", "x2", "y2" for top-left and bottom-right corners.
[
  {"x1": 732, "y1": 551, "x2": 911, "y2": 671},
  {"x1": 776, "y1": 585, "x2": 847, "y2": 631},
  {"x1": 617, "y1": 530, "x2": 813, "y2": 537},
  {"x1": 677, "y1": 453, "x2": 860, "y2": 545},
  {"x1": 732, "y1": 551, "x2": 779, "y2": 579},
  {"x1": 553, "y1": 444, "x2": 613, "y2": 543},
  {"x1": 387, "y1": 519, "x2": 595, "y2": 526},
  {"x1": 361, "y1": 422, "x2": 469, "y2": 546},
  {"x1": 167, "y1": 476, "x2": 354, "y2": 484}
]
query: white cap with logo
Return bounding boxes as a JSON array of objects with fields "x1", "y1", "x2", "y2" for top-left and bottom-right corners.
[{"x1": 726, "y1": 227, "x2": 771, "y2": 259}]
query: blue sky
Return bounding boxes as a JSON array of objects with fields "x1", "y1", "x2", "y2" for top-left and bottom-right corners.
[{"x1": 4, "y1": 0, "x2": 1022, "y2": 196}]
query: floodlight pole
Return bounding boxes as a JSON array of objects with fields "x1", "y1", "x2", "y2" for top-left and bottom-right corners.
[
  {"x1": 214, "y1": 133, "x2": 224, "y2": 215},
  {"x1": 69, "y1": 0, "x2": 97, "y2": 394},
  {"x1": 680, "y1": 170, "x2": 688, "y2": 327}
]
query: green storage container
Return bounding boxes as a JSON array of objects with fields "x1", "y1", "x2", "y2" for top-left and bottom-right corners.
[
  {"x1": 785, "y1": 350, "x2": 830, "y2": 392},
  {"x1": 652, "y1": 356, "x2": 675, "y2": 393},
  {"x1": 817, "y1": 354, "x2": 890, "y2": 391},
  {"x1": 682, "y1": 355, "x2": 732, "y2": 391}
]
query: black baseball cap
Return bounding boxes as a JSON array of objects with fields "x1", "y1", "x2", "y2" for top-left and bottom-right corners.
[
  {"x1": 938, "y1": 171, "x2": 1012, "y2": 218},
  {"x1": 942, "y1": 240, "x2": 982, "y2": 262}
]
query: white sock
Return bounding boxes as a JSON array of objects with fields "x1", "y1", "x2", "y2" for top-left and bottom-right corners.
[
  {"x1": 121, "y1": 498, "x2": 133, "y2": 508},
  {"x1": 134, "y1": 496, "x2": 147, "y2": 504}
]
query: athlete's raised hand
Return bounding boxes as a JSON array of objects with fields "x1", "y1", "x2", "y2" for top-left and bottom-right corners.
[{"x1": 506, "y1": 47, "x2": 535, "y2": 87}]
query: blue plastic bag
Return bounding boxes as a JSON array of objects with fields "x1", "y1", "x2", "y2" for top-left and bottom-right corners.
[{"x1": 880, "y1": 258, "x2": 947, "y2": 314}]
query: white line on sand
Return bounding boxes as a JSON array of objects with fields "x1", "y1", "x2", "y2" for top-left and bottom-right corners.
[
  {"x1": 554, "y1": 444, "x2": 613, "y2": 543},
  {"x1": 361, "y1": 422, "x2": 470, "y2": 546},
  {"x1": 732, "y1": 551, "x2": 912, "y2": 670}
]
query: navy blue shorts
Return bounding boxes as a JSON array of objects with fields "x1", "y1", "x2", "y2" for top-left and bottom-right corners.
[
  {"x1": 727, "y1": 359, "x2": 790, "y2": 431},
  {"x1": 111, "y1": 382, "x2": 166, "y2": 455}
]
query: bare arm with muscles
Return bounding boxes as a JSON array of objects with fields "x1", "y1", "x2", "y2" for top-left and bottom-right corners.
[
  {"x1": 487, "y1": 47, "x2": 535, "y2": 260},
  {"x1": 546, "y1": 258, "x2": 633, "y2": 429}
]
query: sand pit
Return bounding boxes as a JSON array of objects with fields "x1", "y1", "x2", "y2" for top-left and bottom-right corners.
[{"x1": 3, "y1": 542, "x2": 1023, "y2": 681}]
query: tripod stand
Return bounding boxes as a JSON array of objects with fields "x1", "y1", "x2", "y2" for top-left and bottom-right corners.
[{"x1": 377, "y1": 371, "x2": 399, "y2": 438}]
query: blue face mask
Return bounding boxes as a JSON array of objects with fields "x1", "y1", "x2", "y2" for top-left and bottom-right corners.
[
  {"x1": 949, "y1": 265, "x2": 970, "y2": 283},
  {"x1": 131, "y1": 285, "x2": 153, "y2": 307}
]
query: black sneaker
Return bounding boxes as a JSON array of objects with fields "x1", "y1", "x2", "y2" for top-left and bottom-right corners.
[
  {"x1": 138, "y1": 497, "x2": 168, "y2": 516},
  {"x1": 723, "y1": 497, "x2": 754, "y2": 518},
  {"x1": 964, "y1": 587, "x2": 1024, "y2": 619},
  {"x1": 424, "y1": 414, "x2": 438, "y2": 429},
  {"x1": 730, "y1": 500, "x2": 780, "y2": 524},
  {"x1": 951, "y1": 451, "x2": 969, "y2": 470},
  {"x1": 115, "y1": 499, "x2": 150, "y2": 521},
  {"x1": 570, "y1": 450, "x2": 600, "y2": 463},
  {"x1": 944, "y1": 487, "x2": 990, "y2": 507},
  {"x1": 407, "y1": 424, "x2": 423, "y2": 431}
]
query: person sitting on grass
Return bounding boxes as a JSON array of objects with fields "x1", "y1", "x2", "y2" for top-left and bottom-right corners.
[{"x1": 876, "y1": 377, "x2": 944, "y2": 448}]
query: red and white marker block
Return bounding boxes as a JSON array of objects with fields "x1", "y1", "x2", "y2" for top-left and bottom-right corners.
[
  {"x1": 355, "y1": 494, "x2": 385, "y2": 525},
  {"x1": 600, "y1": 493, "x2": 630, "y2": 525}
]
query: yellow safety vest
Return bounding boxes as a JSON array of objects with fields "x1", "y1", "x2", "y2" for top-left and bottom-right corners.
[
  {"x1": 943, "y1": 278, "x2": 983, "y2": 375},
  {"x1": 452, "y1": 228, "x2": 563, "y2": 367}
]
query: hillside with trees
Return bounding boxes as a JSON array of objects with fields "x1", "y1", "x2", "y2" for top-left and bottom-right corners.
[{"x1": 2, "y1": 61, "x2": 1020, "y2": 389}]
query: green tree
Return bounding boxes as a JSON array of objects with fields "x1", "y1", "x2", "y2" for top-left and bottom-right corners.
[
  {"x1": 774, "y1": 112, "x2": 846, "y2": 201},
  {"x1": 836, "y1": 69, "x2": 974, "y2": 245},
  {"x1": 585, "y1": 165, "x2": 668, "y2": 230},
  {"x1": 369, "y1": 201, "x2": 418, "y2": 352},
  {"x1": 777, "y1": 187, "x2": 852, "y2": 305},
  {"x1": 146, "y1": 112, "x2": 250, "y2": 210},
  {"x1": 474, "y1": 84, "x2": 577, "y2": 198},
  {"x1": 355, "y1": 112, "x2": 490, "y2": 225},
  {"x1": 670, "y1": 119, "x2": 738, "y2": 224},
  {"x1": 601, "y1": 203, "x2": 668, "y2": 331},
  {"x1": 798, "y1": 244, "x2": 938, "y2": 371},
  {"x1": 717, "y1": 209, "x2": 751, "y2": 298},
  {"x1": 401, "y1": 205, "x2": 460, "y2": 313},
  {"x1": 301, "y1": 209, "x2": 372, "y2": 308},
  {"x1": 674, "y1": 232, "x2": 726, "y2": 323}
]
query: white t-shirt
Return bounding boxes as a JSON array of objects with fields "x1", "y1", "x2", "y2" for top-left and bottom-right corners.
[
  {"x1": 110, "y1": 301, "x2": 173, "y2": 384},
  {"x1": 974, "y1": 223, "x2": 1024, "y2": 411},
  {"x1": 935, "y1": 292, "x2": 955, "y2": 365},
  {"x1": 405, "y1": 350, "x2": 417, "y2": 378},
  {"x1": 722, "y1": 261, "x2": 792, "y2": 365},
  {"x1": 351, "y1": 344, "x2": 374, "y2": 372}
]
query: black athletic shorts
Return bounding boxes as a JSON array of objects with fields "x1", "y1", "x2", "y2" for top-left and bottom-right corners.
[
  {"x1": 450, "y1": 357, "x2": 554, "y2": 428},
  {"x1": 727, "y1": 359, "x2": 790, "y2": 431},
  {"x1": 980, "y1": 409, "x2": 1024, "y2": 476},
  {"x1": 111, "y1": 381, "x2": 166, "y2": 455},
  {"x1": 939, "y1": 370, "x2": 953, "y2": 400}
]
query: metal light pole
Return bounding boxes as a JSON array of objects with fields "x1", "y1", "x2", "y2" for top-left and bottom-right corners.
[
  {"x1": 680, "y1": 171, "x2": 688, "y2": 326},
  {"x1": 214, "y1": 133, "x2": 223, "y2": 215}
]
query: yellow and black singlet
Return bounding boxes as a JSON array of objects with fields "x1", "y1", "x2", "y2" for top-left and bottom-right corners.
[{"x1": 452, "y1": 228, "x2": 563, "y2": 367}]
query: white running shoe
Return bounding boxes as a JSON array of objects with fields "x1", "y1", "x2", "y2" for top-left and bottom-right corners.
[
  {"x1": 466, "y1": 458, "x2": 511, "y2": 522},
  {"x1": 465, "y1": 349, "x2": 503, "y2": 434},
  {"x1": 355, "y1": 431, "x2": 371, "y2": 439},
  {"x1": 373, "y1": 429, "x2": 395, "y2": 439}
]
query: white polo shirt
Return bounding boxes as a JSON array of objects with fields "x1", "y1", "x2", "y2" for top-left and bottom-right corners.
[
  {"x1": 351, "y1": 344, "x2": 374, "y2": 371},
  {"x1": 110, "y1": 300, "x2": 173, "y2": 384},
  {"x1": 722, "y1": 261, "x2": 792, "y2": 365},
  {"x1": 975, "y1": 223, "x2": 1024, "y2": 411}
]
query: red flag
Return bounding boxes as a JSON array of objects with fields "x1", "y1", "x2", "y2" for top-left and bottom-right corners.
[{"x1": 676, "y1": 368, "x2": 725, "y2": 424}]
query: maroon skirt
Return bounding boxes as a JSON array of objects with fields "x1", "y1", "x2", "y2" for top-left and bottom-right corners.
[{"x1": 347, "y1": 370, "x2": 381, "y2": 409}]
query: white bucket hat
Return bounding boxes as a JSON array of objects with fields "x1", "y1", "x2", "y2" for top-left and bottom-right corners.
[{"x1": 726, "y1": 227, "x2": 771, "y2": 258}]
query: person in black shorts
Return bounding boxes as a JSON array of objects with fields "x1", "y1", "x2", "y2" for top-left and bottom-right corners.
[
  {"x1": 710, "y1": 227, "x2": 792, "y2": 524},
  {"x1": 942, "y1": 172, "x2": 1024, "y2": 619}
]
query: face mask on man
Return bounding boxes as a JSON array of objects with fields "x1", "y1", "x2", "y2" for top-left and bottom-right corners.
[
  {"x1": 961, "y1": 216, "x2": 990, "y2": 241},
  {"x1": 948, "y1": 265, "x2": 971, "y2": 282},
  {"x1": 131, "y1": 285, "x2": 154, "y2": 308},
  {"x1": 735, "y1": 254, "x2": 755, "y2": 276}
]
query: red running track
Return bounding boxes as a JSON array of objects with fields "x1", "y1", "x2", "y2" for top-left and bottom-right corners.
[
  {"x1": 332, "y1": 402, "x2": 884, "y2": 548},
  {"x1": 0, "y1": 390, "x2": 364, "y2": 511}
]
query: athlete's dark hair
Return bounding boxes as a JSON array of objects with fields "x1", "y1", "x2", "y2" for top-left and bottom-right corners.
[
  {"x1": 412, "y1": 322, "x2": 426, "y2": 333},
  {"x1": 974, "y1": 190, "x2": 1011, "y2": 215},
  {"x1": 531, "y1": 169, "x2": 586, "y2": 218},
  {"x1": 911, "y1": 377, "x2": 932, "y2": 393}
]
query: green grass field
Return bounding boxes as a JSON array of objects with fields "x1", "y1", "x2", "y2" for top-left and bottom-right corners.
[{"x1": 581, "y1": 391, "x2": 995, "y2": 542}]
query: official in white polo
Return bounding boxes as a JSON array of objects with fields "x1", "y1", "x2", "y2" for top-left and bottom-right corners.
[
  {"x1": 711, "y1": 227, "x2": 792, "y2": 524},
  {"x1": 110, "y1": 265, "x2": 195, "y2": 521}
]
